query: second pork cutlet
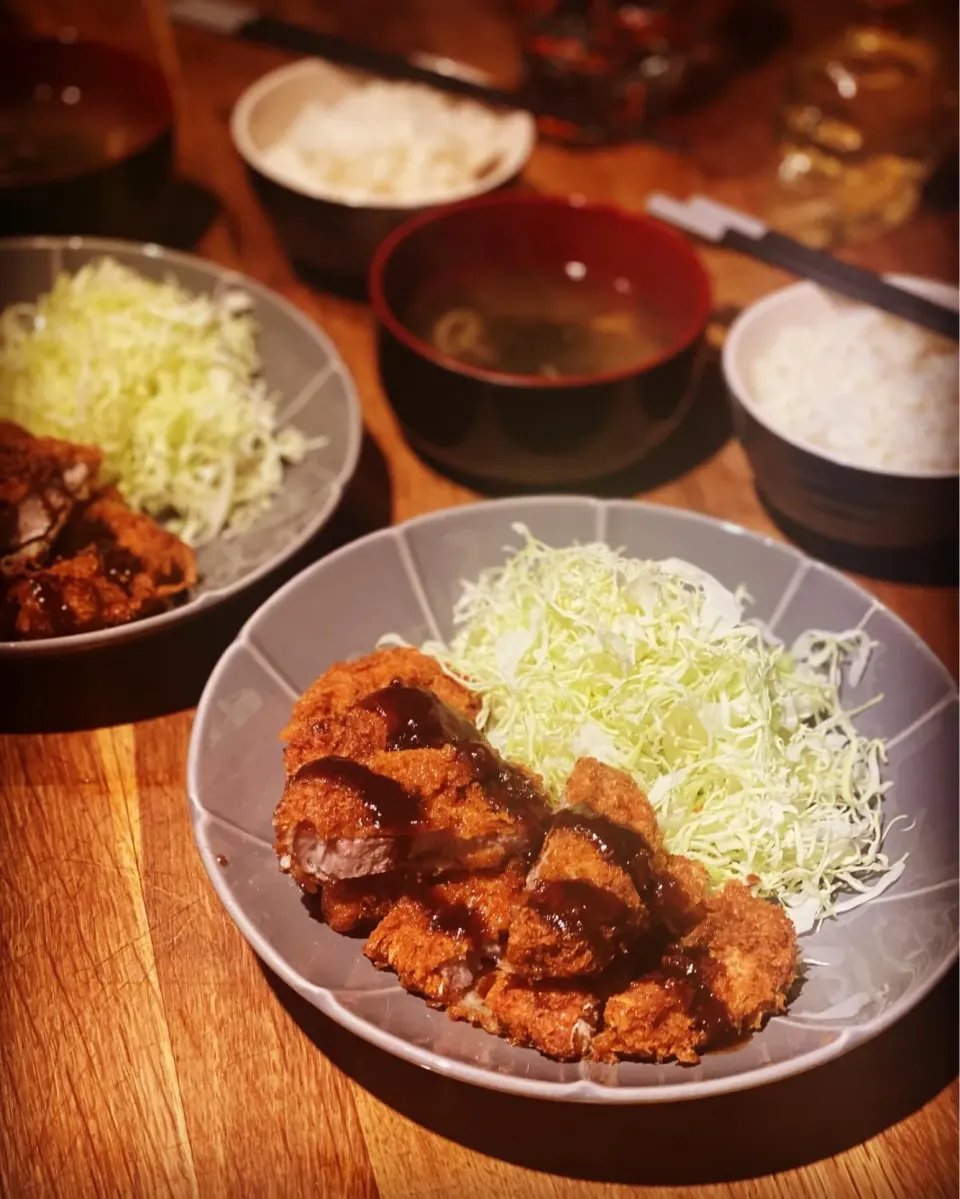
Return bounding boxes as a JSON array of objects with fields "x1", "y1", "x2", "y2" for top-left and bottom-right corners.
[
  {"x1": 55, "y1": 490, "x2": 196, "y2": 597},
  {"x1": 593, "y1": 882, "x2": 797, "y2": 1064},
  {"x1": 363, "y1": 863, "x2": 526, "y2": 1004},
  {"x1": 449, "y1": 973, "x2": 601, "y2": 1061},
  {"x1": 0, "y1": 420, "x2": 101, "y2": 571},
  {"x1": 281, "y1": 648, "x2": 480, "y2": 774},
  {"x1": 275, "y1": 742, "x2": 549, "y2": 888},
  {"x1": 3, "y1": 490, "x2": 196, "y2": 640}
]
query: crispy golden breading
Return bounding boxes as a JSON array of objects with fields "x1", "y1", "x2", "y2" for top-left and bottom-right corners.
[
  {"x1": 0, "y1": 420, "x2": 101, "y2": 569},
  {"x1": 652, "y1": 853, "x2": 711, "y2": 936},
  {"x1": 565, "y1": 757, "x2": 709, "y2": 935},
  {"x1": 680, "y1": 882, "x2": 797, "y2": 1029},
  {"x1": 364, "y1": 895, "x2": 481, "y2": 1005},
  {"x1": 564, "y1": 757, "x2": 662, "y2": 851},
  {"x1": 593, "y1": 882, "x2": 797, "y2": 1064},
  {"x1": 276, "y1": 657, "x2": 802, "y2": 1064},
  {"x1": 0, "y1": 424, "x2": 195, "y2": 641},
  {"x1": 593, "y1": 978, "x2": 701, "y2": 1064},
  {"x1": 432, "y1": 860, "x2": 527, "y2": 957},
  {"x1": 275, "y1": 744, "x2": 547, "y2": 886},
  {"x1": 281, "y1": 647, "x2": 480, "y2": 774},
  {"x1": 362, "y1": 861, "x2": 529, "y2": 1003},
  {"x1": 506, "y1": 819, "x2": 647, "y2": 980},
  {"x1": 450, "y1": 973, "x2": 601, "y2": 1061},
  {"x1": 320, "y1": 874, "x2": 402, "y2": 934}
]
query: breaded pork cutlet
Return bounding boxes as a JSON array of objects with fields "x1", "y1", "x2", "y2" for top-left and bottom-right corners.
[
  {"x1": 319, "y1": 874, "x2": 403, "y2": 935},
  {"x1": 505, "y1": 805, "x2": 652, "y2": 980},
  {"x1": 56, "y1": 490, "x2": 196, "y2": 597},
  {"x1": 593, "y1": 882, "x2": 797, "y2": 1064},
  {"x1": 276, "y1": 743, "x2": 548, "y2": 886},
  {"x1": 0, "y1": 420, "x2": 101, "y2": 571},
  {"x1": 2, "y1": 490, "x2": 196, "y2": 640},
  {"x1": 363, "y1": 862, "x2": 526, "y2": 1003},
  {"x1": 275, "y1": 673, "x2": 550, "y2": 887},
  {"x1": 449, "y1": 973, "x2": 601, "y2": 1061},
  {"x1": 506, "y1": 757, "x2": 672, "y2": 980},
  {"x1": 566, "y1": 758, "x2": 710, "y2": 936},
  {"x1": 281, "y1": 647, "x2": 480, "y2": 774}
]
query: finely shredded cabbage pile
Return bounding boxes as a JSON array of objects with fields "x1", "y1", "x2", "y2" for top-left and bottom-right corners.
[
  {"x1": 394, "y1": 526, "x2": 905, "y2": 933},
  {"x1": 0, "y1": 258, "x2": 319, "y2": 545}
]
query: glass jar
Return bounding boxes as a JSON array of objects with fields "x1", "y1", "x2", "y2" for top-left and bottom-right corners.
[{"x1": 773, "y1": 0, "x2": 950, "y2": 244}]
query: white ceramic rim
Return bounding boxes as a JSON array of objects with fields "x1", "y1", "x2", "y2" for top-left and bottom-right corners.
[
  {"x1": 187, "y1": 494, "x2": 958, "y2": 1104},
  {"x1": 722, "y1": 272, "x2": 960, "y2": 481},
  {"x1": 0, "y1": 235, "x2": 364, "y2": 658},
  {"x1": 230, "y1": 56, "x2": 537, "y2": 211}
]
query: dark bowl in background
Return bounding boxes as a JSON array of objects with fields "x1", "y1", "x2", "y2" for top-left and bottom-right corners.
[
  {"x1": 723, "y1": 275, "x2": 960, "y2": 550},
  {"x1": 0, "y1": 36, "x2": 174, "y2": 238},
  {"x1": 369, "y1": 193, "x2": 712, "y2": 488}
]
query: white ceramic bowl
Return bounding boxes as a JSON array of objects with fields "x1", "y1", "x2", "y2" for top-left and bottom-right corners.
[
  {"x1": 230, "y1": 56, "x2": 536, "y2": 280},
  {"x1": 723, "y1": 275, "x2": 959, "y2": 549}
]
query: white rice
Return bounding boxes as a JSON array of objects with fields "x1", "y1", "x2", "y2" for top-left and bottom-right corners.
[
  {"x1": 259, "y1": 81, "x2": 527, "y2": 205},
  {"x1": 750, "y1": 306, "x2": 959, "y2": 473}
]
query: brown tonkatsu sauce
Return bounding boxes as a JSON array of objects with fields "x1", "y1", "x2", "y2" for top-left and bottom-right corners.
[
  {"x1": 426, "y1": 898, "x2": 484, "y2": 943},
  {"x1": 551, "y1": 807, "x2": 657, "y2": 890},
  {"x1": 55, "y1": 516, "x2": 145, "y2": 589},
  {"x1": 293, "y1": 756, "x2": 425, "y2": 832},
  {"x1": 360, "y1": 681, "x2": 478, "y2": 750},
  {"x1": 360, "y1": 683, "x2": 547, "y2": 825},
  {"x1": 528, "y1": 878, "x2": 630, "y2": 944},
  {"x1": 655, "y1": 946, "x2": 735, "y2": 1042},
  {"x1": 27, "y1": 575, "x2": 94, "y2": 635}
]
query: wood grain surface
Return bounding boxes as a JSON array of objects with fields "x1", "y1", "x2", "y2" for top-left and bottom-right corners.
[{"x1": 1, "y1": 2, "x2": 957, "y2": 1196}]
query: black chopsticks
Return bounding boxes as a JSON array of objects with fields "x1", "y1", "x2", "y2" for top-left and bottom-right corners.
[
  {"x1": 169, "y1": 0, "x2": 591, "y2": 128},
  {"x1": 646, "y1": 193, "x2": 960, "y2": 341}
]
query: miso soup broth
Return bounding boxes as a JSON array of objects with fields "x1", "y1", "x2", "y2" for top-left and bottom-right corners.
[{"x1": 404, "y1": 269, "x2": 675, "y2": 379}]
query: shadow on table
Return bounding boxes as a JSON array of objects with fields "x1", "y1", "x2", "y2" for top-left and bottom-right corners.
[
  {"x1": 153, "y1": 177, "x2": 223, "y2": 251},
  {"x1": 263, "y1": 962, "x2": 957, "y2": 1187},
  {"x1": 0, "y1": 431, "x2": 391, "y2": 734},
  {"x1": 758, "y1": 494, "x2": 959, "y2": 587}
]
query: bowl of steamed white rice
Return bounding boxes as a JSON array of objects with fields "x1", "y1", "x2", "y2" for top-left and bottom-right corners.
[
  {"x1": 230, "y1": 56, "x2": 535, "y2": 282},
  {"x1": 722, "y1": 274, "x2": 959, "y2": 549}
]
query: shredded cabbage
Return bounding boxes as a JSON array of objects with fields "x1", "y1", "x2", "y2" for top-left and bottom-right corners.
[
  {"x1": 0, "y1": 258, "x2": 321, "y2": 545},
  {"x1": 388, "y1": 526, "x2": 904, "y2": 933}
]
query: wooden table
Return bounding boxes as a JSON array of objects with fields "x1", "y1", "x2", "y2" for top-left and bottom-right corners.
[{"x1": 3, "y1": 3, "x2": 957, "y2": 1196}]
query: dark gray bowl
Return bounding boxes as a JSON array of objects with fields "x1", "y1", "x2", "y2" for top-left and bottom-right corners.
[
  {"x1": 0, "y1": 237, "x2": 362, "y2": 656},
  {"x1": 723, "y1": 276, "x2": 959, "y2": 549},
  {"x1": 188, "y1": 496, "x2": 958, "y2": 1102}
]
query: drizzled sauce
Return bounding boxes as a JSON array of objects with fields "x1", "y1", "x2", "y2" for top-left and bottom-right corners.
[
  {"x1": 551, "y1": 807, "x2": 656, "y2": 893},
  {"x1": 28, "y1": 576, "x2": 96, "y2": 636},
  {"x1": 360, "y1": 682, "x2": 478, "y2": 750},
  {"x1": 529, "y1": 878, "x2": 629, "y2": 943},
  {"x1": 427, "y1": 898, "x2": 482, "y2": 942},
  {"x1": 360, "y1": 684, "x2": 547, "y2": 824},
  {"x1": 293, "y1": 756, "x2": 424, "y2": 832},
  {"x1": 654, "y1": 946, "x2": 734, "y2": 1042},
  {"x1": 100, "y1": 544, "x2": 142, "y2": 588}
]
